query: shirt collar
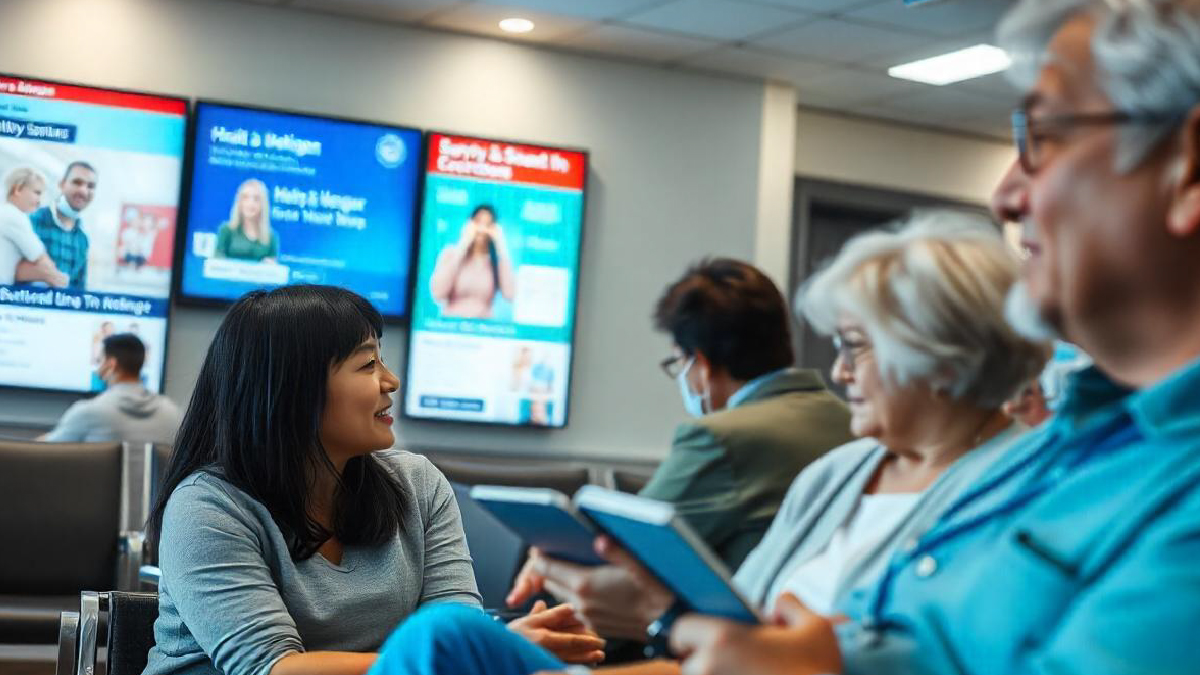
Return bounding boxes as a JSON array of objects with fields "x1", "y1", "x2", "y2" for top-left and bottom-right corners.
[
  {"x1": 1055, "y1": 356, "x2": 1200, "y2": 439},
  {"x1": 727, "y1": 367, "x2": 794, "y2": 409},
  {"x1": 1123, "y1": 355, "x2": 1200, "y2": 439}
]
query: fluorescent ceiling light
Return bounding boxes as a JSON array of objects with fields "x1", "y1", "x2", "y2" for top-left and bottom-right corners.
[
  {"x1": 498, "y1": 17, "x2": 535, "y2": 34},
  {"x1": 888, "y1": 44, "x2": 1011, "y2": 85}
]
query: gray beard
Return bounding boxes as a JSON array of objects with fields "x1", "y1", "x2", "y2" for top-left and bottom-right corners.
[{"x1": 1005, "y1": 280, "x2": 1060, "y2": 342}]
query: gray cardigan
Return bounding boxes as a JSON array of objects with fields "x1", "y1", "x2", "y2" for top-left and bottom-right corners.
[
  {"x1": 143, "y1": 450, "x2": 481, "y2": 675},
  {"x1": 732, "y1": 424, "x2": 1028, "y2": 610}
]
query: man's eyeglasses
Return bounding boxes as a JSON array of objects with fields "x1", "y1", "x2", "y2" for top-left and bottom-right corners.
[
  {"x1": 660, "y1": 355, "x2": 690, "y2": 379},
  {"x1": 1011, "y1": 107, "x2": 1178, "y2": 174},
  {"x1": 832, "y1": 334, "x2": 871, "y2": 368}
]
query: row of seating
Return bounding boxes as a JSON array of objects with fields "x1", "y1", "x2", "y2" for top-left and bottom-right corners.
[
  {"x1": 0, "y1": 437, "x2": 656, "y2": 675},
  {"x1": 0, "y1": 440, "x2": 168, "y2": 645}
]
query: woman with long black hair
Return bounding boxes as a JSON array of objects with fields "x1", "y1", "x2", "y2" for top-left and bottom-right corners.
[{"x1": 142, "y1": 285, "x2": 603, "y2": 675}]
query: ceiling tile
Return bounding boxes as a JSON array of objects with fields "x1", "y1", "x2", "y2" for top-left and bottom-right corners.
[
  {"x1": 566, "y1": 24, "x2": 721, "y2": 63},
  {"x1": 791, "y1": 66, "x2": 929, "y2": 108},
  {"x1": 736, "y1": 0, "x2": 883, "y2": 13},
  {"x1": 752, "y1": 18, "x2": 932, "y2": 64},
  {"x1": 473, "y1": 0, "x2": 671, "y2": 21},
  {"x1": 621, "y1": 0, "x2": 811, "y2": 41},
  {"x1": 861, "y1": 29, "x2": 987, "y2": 68},
  {"x1": 870, "y1": 86, "x2": 1011, "y2": 124},
  {"x1": 289, "y1": 0, "x2": 466, "y2": 22},
  {"x1": 846, "y1": 0, "x2": 1013, "y2": 39},
  {"x1": 423, "y1": 3, "x2": 592, "y2": 41},
  {"x1": 682, "y1": 45, "x2": 837, "y2": 81},
  {"x1": 956, "y1": 70, "x2": 1022, "y2": 101}
]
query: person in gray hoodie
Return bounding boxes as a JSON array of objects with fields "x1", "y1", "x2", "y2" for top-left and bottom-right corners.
[{"x1": 43, "y1": 333, "x2": 181, "y2": 444}]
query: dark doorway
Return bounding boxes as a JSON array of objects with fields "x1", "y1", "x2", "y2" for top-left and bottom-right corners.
[{"x1": 790, "y1": 179, "x2": 990, "y2": 395}]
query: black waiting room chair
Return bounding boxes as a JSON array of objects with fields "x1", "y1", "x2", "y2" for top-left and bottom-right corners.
[
  {"x1": 56, "y1": 591, "x2": 158, "y2": 675},
  {"x1": 0, "y1": 440, "x2": 153, "y2": 646}
]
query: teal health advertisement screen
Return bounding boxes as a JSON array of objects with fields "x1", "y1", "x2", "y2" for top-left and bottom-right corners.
[{"x1": 404, "y1": 132, "x2": 586, "y2": 427}]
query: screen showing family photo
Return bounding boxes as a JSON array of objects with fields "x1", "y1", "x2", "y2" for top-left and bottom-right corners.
[{"x1": 0, "y1": 74, "x2": 185, "y2": 393}]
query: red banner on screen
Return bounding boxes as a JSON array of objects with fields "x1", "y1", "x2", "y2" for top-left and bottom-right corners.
[
  {"x1": 426, "y1": 133, "x2": 586, "y2": 190},
  {"x1": 0, "y1": 76, "x2": 186, "y2": 116}
]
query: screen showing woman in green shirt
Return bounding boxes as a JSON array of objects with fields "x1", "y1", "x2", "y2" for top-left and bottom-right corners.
[{"x1": 214, "y1": 178, "x2": 280, "y2": 262}]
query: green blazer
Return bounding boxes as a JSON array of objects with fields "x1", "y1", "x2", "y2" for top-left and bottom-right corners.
[{"x1": 640, "y1": 368, "x2": 853, "y2": 570}]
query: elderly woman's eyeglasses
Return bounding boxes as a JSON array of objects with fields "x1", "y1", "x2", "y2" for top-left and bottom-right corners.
[
  {"x1": 832, "y1": 334, "x2": 871, "y2": 368},
  {"x1": 1011, "y1": 107, "x2": 1178, "y2": 175}
]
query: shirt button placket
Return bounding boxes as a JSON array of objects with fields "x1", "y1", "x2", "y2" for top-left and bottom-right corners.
[{"x1": 915, "y1": 555, "x2": 938, "y2": 578}]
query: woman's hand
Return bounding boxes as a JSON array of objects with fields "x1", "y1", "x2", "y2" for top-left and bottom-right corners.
[
  {"x1": 508, "y1": 599, "x2": 607, "y2": 665},
  {"x1": 458, "y1": 219, "x2": 480, "y2": 248},
  {"x1": 507, "y1": 547, "x2": 548, "y2": 608},
  {"x1": 508, "y1": 538, "x2": 676, "y2": 641},
  {"x1": 669, "y1": 594, "x2": 843, "y2": 675},
  {"x1": 485, "y1": 221, "x2": 509, "y2": 258}
]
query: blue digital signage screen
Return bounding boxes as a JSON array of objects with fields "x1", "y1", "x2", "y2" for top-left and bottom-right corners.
[
  {"x1": 403, "y1": 132, "x2": 588, "y2": 428},
  {"x1": 178, "y1": 102, "x2": 421, "y2": 318}
]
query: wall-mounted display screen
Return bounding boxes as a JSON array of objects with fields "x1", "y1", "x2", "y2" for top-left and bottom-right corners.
[
  {"x1": 0, "y1": 74, "x2": 186, "y2": 393},
  {"x1": 177, "y1": 102, "x2": 421, "y2": 317},
  {"x1": 404, "y1": 132, "x2": 587, "y2": 427}
]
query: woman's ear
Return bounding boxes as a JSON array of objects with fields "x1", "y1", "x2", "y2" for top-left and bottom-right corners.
[{"x1": 1167, "y1": 104, "x2": 1200, "y2": 237}]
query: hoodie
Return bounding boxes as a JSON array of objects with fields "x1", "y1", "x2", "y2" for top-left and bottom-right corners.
[{"x1": 45, "y1": 382, "x2": 183, "y2": 444}]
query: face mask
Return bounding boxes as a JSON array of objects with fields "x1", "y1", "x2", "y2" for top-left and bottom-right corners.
[
  {"x1": 56, "y1": 194, "x2": 82, "y2": 220},
  {"x1": 676, "y1": 358, "x2": 710, "y2": 417}
]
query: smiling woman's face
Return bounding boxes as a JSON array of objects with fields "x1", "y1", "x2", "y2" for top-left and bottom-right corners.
[{"x1": 318, "y1": 336, "x2": 400, "y2": 465}]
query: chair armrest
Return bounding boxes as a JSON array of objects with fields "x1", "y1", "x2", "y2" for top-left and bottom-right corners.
[
  {"x1": 116, "y1": 531, "x2": 145, "y2": 591},
  {"x1": 76, "y1": 592, "x2": 103, "y2": 675},
  {"x1": 56, "y1": 611, "x2": 79, "y2": 675},
  {"x1": 138, "y1": 565, "x2": 162, "y2": 588}
]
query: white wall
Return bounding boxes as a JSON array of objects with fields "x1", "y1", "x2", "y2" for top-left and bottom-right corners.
[
  {"x1": 794, "y1": 108, "x2": 1015, "y2": 205},
  {"x1": 753, "y1": 83, "x2": 799, "y2": 290},
  {"x1": 0, "y1": 0, "x2": 778, "y2": 461}
]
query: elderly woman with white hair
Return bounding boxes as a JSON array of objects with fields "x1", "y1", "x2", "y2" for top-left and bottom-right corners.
[
  {"x1": 729, "y1": 209, "x2": 1050, "y2": 619},
  {"x1": 352, "y1": 210, "x2": 1049, "y2": 675}
]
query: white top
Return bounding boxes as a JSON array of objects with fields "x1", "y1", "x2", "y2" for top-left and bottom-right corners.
[
  {"x1": 121, "y1": 225, "x2": 159, "y2": 258},
  {"x1": 771, "y1": 491, "x2": 922, "y2": 615},
  {"x1": 0, "y1": 202, "x2": 46, "y2": 285}
]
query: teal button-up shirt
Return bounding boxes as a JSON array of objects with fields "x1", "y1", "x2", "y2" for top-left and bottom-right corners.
[{"x1": 837, "y1": 358, "x2": 1200, "y2": 675}]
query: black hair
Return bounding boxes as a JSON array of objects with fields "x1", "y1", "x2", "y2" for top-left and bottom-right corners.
[
  {"x1": 470, "y1": 204, "x2": 501, "y2": 293},
  {"x1": 470, "y1": 204, "x2": 496, "y2": 222},
  {"x1": 653, "y1": 258, "x2": 795, "y2": 381},
  {"x1": 146, "y1": 285, "x2": 406, "y2": 560},
  {"x1": 102, "y1": 333, "x2": 145, "y2": 376},
  {"x1": 62, "y1": 160, "x2": 97, "y2": 182}
]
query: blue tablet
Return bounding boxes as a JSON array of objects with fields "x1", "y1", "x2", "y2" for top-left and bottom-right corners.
[
  {"x1": 468, "y1": 485, "x2": 606, "y2": 566},
  {"x1": 574, "y1": 486, "x2": 761, "y2": 624}
]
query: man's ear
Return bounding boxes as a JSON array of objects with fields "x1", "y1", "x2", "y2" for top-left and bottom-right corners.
[{"x1": 1167, "y1": 104, "x2": 1200, "y2": 237}]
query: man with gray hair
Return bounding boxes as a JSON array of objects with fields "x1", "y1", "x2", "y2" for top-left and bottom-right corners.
[{"x1": 654, "y1": 1, "x2": 1200, "y2": 674}]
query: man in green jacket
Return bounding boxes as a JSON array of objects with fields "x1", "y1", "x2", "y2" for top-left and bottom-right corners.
[{"x1": 647, "y1": 257, "x2": 852, "y2": 569}]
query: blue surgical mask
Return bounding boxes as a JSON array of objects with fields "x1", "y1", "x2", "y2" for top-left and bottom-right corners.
[
  {"x1": 56, "y1": 194, "x2": 81, "y2": 220},
  {"x1": 676, "y1": 358, "x2": 709, "y2": 417}
]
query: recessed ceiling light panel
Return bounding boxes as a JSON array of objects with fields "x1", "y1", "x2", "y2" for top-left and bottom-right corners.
[
  {"x1": 499, "y1": 17, "x2": 535, "y2": 34},
  {"x1": 888, "y1": 44, "x2": 1012, "y2": 86}
]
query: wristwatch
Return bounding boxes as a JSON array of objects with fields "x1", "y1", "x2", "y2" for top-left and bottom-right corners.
[{"x1": 643, "y1": 599, "x2": 689, "y2": 659}]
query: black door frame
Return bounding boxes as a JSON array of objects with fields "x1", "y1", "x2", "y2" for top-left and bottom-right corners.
[{"x1": 790, "y1": 177, "x2": 992, "y2": 366}]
